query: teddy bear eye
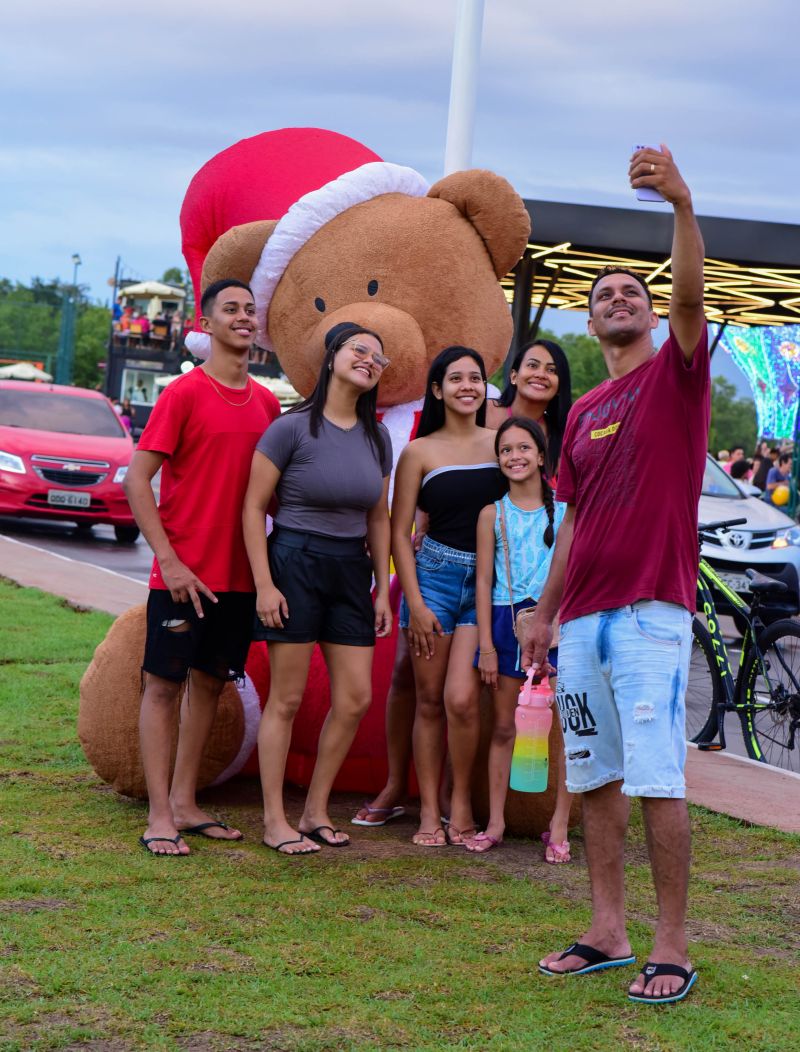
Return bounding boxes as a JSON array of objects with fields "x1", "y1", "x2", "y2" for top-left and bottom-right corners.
[
  {"x1": 367, "y1": 280, "x2": 379, "y2": 297},
  {"x1": 314, "y1": 297, "x2": 326, "y2": 312}
]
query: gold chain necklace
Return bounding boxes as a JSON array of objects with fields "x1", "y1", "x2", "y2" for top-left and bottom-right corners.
[{"x1": 202, "y1": 370, "x2": 254, "y2": 407}]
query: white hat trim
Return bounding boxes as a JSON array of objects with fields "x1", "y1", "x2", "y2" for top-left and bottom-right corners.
[
  {"x1": 185, "y1": 330, "x2": 211, "y2": 359},
  {"x1": 249, "y1": 161, "x2": 429, "y2": 352}
]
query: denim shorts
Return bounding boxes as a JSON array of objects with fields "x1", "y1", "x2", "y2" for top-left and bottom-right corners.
[
  {"x1": 555, "y1": 600, "x2": 692, "y2": 798},
  {"x1": 472, "y1": 601, "x2": 558, "y2": 679},
  {"x1": 399, "y1": 536, "x2": 477, "y2": 635}
]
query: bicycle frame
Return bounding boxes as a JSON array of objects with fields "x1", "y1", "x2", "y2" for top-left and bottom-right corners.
[{"x1": 696, "y1": 558, "x2": 755, "y2": 750}]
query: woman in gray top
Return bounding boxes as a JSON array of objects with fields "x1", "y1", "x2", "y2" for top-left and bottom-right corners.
[{"x1": 243, "y1": 322, "x2": 392, "y2": 856}]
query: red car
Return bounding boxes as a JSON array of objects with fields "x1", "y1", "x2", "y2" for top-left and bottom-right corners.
[{"x1": 0, "y1": 380, "x2": 140, "y2": 543}]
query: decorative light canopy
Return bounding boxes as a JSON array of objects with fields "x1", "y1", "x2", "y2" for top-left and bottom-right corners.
[
  {"x1": 499, "y1": 205, "x2": 800, "y2": 443},
  {"x1": 714, "y1": 324, "x2": 800, "y2": 440},
  {"x1": 500, "y1": 241, "x2": 800, "y2": 328}
]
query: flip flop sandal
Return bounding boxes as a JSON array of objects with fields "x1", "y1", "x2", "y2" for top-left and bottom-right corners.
[
  {"x1": 465, "y1": 832, "x2": 502, "y2": 853},
  {"x1": 628, "y1": 963, "x2": 698, "y2": 1004},
  {"x1": 545, "y1": 839, "x2": 571, "y2": 864},
  {"x1": 302, "y1": 825, "x2": 350, "y2": 847},
  {"x1": 139, "y1": 835, "x2": 187, "y2": 856},
  {"x1": 445, "y1": 825, "x2": 478, "y2": 847},
  {"x1": 539, "y1": 942, "x2": 637, "y2": 976},
  {"x1": 411, "y1": 828, "x2": 448, "y2": 848},
  {"x1": 351, "y1": 805, "x2": 406, "y2": 827},
  {"x1": 179, "y1": 821, "x2": 243, "y2": 841},
  {"x1": 264, "y1": 836, "x2": 319, "y2": 856}
]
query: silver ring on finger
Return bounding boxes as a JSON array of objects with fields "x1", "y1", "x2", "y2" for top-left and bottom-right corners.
[{"x1": 650, "y1": 162, "x2": 655, "y2": 173}]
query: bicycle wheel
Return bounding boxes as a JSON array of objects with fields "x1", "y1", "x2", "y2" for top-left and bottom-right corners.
[
  {"x1": 739, "y1": 619, "x2": 800, "y2": 772},
  {"x1": 685, "y1": 617, "x2": 721, "y2": 744}
]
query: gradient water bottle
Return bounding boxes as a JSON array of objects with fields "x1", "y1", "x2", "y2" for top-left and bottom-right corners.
[{"x1": 510, "y1": 667, "x2": 553, "y2": 792}]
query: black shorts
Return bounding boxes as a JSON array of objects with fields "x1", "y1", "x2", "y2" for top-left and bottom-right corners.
[
  {"x1": 252, "y1": 527, "x2": 375, "y2": 647},
  {"x1": 143, "y1": 590, "x2": 256, "y2": 684}
]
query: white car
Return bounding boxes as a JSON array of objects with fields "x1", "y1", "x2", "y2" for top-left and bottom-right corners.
[{"x1": 699, "y1": 455, "x2": 799, "y2": 625}]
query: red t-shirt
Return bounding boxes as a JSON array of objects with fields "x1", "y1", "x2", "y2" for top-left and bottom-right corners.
[
  {"x1": 556, "y1": 326, "x2": 710, "y2": 623},
  {"x1": 138, "y1": 368, "x2": 280, "y2": 592}
]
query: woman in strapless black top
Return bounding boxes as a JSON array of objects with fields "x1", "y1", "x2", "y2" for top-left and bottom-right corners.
[{"x1": 392, "y1": 346, "x2": 506, "y2": 848}]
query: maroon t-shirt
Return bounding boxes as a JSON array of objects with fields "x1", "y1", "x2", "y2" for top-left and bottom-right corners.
[{"x1": 556, "y1": 326, "x2": 710, "y2": 623}]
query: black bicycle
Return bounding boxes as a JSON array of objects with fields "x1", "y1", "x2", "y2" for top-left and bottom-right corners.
[{"x1": 686, "y1": 518, "x2": 800, "y2": 773}]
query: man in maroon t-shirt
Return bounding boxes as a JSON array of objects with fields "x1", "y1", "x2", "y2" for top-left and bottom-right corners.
[
  {"x1": 521, "y1": 147, "x2": 708, "y2": 1005},
  {"x1": 124, "y1": 279, "x2": 280, "y2": 857}
]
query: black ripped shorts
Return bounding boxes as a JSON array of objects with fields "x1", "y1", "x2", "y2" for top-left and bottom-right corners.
[
  {"x1": 142, "y1": 590, "x2": 256, "y2": 684},
  {"x1": 252, "y1": 527, "x2": 375, "y2": 646}
]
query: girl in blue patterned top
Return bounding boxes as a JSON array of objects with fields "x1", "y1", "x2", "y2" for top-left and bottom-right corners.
[{"x1": 469, "y1": 417, "x2": 574, "y2": 860}]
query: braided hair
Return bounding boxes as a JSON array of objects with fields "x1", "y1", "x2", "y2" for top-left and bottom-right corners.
[{"x1": 494, "y1": 416, "x2": 555, "y2": 547}]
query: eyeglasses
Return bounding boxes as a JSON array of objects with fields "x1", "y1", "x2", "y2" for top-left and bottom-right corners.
[{"x1": 343, "y1": 340, "x2": 390, "y2": 370}]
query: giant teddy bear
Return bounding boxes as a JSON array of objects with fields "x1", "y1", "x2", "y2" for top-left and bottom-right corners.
[{"x1": 79, "y1": 128, "x2": 573, "y2": 834}]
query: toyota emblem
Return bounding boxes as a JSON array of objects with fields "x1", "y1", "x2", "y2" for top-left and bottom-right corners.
[{"x1": 727, "y1": 531, "x2": 748, "y2": 549}]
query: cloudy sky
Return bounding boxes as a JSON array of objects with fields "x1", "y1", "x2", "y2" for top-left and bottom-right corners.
[{"x1": 2, "y1": 0, "x2": 797, "y2": 391}]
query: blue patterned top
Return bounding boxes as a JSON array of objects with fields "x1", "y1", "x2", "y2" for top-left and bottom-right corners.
[{"x1": 492, "y1": 493, "x2": 567, "y2": 603}]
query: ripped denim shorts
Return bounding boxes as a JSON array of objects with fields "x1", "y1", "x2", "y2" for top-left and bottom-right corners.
[{"x1": 554, "y1": 600, "x2": 692, "y2": 798}]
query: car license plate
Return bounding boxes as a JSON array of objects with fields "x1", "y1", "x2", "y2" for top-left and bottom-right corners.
[
  {"x1": 716, "y1": 571, "x2": 751, "y2": 595},
  {"x1": 47, "y1": 489, "x2": 91, "y2": 509}
]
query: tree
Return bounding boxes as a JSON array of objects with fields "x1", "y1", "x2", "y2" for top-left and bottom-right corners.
[
  {"x1": 74, "y1": 304, "x2": 112, "y2": 389},
  {"x1": 161, "y1": 267, "x2": 186, "y2": 287},
  {"x1": 708, "y1": 376, "x2": 757, "y2": 456},
  {"x1": 550, "y1": 329, "x2": 608, "y2": 400},
  {"x1": 489, "y1": 327, "x2": 607, "y2": 401}
]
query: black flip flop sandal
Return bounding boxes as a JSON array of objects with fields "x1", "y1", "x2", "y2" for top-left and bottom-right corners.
[
  {"x1": 628, "y1": 962, "x2": 698, "y2": 1004},
  {"x1": 139, "y1": 835, "x2": 187, "y2": 856},
  {"x1": 179, "y1": 821, "x2": 243, "y2": 841},
  {"x1": 302, "y1": 825, "x2": 350, "y2": 847},
  {"x1": 539, "y1": 942, "x2": 636, "y2": 976}
]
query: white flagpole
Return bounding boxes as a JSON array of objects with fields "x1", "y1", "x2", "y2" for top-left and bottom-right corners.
[{"x1": 443, "y1": 0, "x2": 486, "y2": 175}]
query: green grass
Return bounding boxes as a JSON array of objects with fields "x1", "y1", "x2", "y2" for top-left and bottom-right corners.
[{"x1": 0, "y1": 577, "x2": 798, "y2": 1050}]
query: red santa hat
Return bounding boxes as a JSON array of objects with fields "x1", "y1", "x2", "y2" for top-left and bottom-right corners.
[{"x1": 180, "y1": 128, "x2": 428, "y2": 358}]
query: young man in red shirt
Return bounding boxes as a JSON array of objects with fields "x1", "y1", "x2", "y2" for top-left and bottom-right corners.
[
  {"x1": 522, "y1": 147, "x2": 708, "y2": 1005},
  {"x1": 125, "y1": 280, "x2": 280, "y2": 856}
]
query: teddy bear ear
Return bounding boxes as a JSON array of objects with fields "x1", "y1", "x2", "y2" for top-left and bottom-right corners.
[
  {"x1": 201, "y1": 220, "x2": 279, "y2": 289},
  {"x1": 427, "y1": 170, "x2": 531, "y2": 279}
]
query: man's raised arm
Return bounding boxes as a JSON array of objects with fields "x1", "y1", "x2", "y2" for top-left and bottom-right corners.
[{"x1": 630, "y1": 144, "x2": 705, "y2": 358}]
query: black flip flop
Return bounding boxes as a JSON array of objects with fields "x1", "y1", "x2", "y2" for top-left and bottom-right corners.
[
  {"x1": 539, "y1": 942, "x2": 636, "y2": 976},
  {"x1": 628, "y1": 962, "x2": 698, "y2": 1004},
  {"x1": 302, "y1": 825, "x2": 350, "y2": 847},
  {"x1": 264, "y1": 836, "x2": 319, "y2": 856},
  {"x1": 139, "y1": 835, "x2": 187, "y2": 856},
  {"x1": 179, "y1": 821, "x2": 243, "y2": 841}
]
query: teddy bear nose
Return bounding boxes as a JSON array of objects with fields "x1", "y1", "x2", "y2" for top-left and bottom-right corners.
[{"x1": 309, "y1": 302, "x2": 428, "y2": 403}]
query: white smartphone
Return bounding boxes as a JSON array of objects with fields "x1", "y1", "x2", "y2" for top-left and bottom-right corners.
[{"x1": 632, "y1": 144, "x2": 665, "y2": 203}]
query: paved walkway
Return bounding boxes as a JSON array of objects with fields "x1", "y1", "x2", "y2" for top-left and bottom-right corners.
[{"x1": 1, "y1": 532, "x2": 798, "y2": 836}]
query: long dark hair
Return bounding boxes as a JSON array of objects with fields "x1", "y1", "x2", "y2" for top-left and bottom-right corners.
[
  {"x1": 495, "y1": 416, "x2": 556, "y2": 548},
  {"x1": 416, "y1": 346, "x2": 488, "y2": 438},
  {"x1": 495, "y1": 338, "x2": 571, "y2": 477},
  {"x1": 287, "y1": 321, "x2": 386, "y2": 463}
]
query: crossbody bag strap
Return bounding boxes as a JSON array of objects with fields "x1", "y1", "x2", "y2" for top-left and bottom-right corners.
[{"x1": 498, "y1": 499, "x2": 517, "y2": 626}]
